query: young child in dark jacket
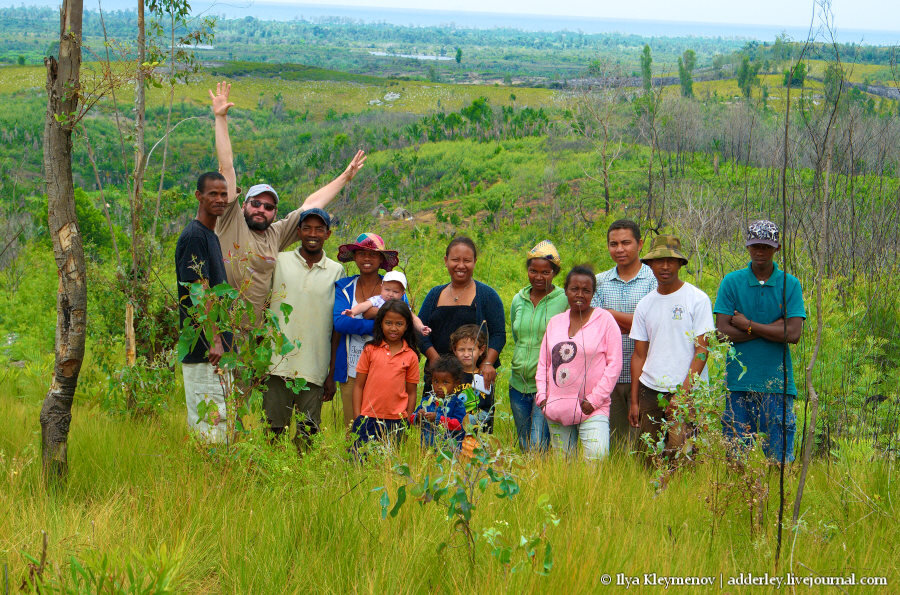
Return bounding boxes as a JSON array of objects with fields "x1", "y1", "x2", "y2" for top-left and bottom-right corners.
[
  {"x1": 410, "y1": 355, "x2": 467, "y2": 448},
  {"x1": 450, "y1": 324, "x2": 495, "y2": 433}
]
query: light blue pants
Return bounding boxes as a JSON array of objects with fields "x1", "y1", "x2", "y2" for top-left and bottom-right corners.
[{"x1": 548, "y1": 414, "x2": 610, "y2": 461}]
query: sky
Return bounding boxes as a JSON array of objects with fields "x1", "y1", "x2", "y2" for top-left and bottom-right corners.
[{"x1": 268, "y1": 0, "x2": 899, "y2": 33}]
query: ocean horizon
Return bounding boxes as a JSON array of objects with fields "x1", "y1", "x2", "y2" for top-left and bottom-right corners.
[{"x1": 3, "y1": 0, "x2": 899, "y2": 45}]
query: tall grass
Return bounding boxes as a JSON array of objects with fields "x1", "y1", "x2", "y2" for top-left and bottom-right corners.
[{"x1": 2, "y1": 371, "x2": 897, "y2": 592}]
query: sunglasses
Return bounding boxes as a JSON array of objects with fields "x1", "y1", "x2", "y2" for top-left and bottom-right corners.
[{"x1": 248, "y1": 199, "x2": 276, "y2": 212}]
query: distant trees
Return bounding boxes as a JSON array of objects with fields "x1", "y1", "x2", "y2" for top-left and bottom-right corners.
[
  {"x1": 678, "y1": 49, "x2": 696, "y2": 98},
  {"x1": 736, "y1": 56, "x2": 759, "y2": 98},
  {"x1": 823, "y1": 62, "x2": 844, "y2": 107},
  {"x1": 569, "y1": 60, "x2": 627, "y2": 214},
  {"x1": 783, "y1": 60, "x2": 807, "y2": 87},
  {"x1": 455, "y1": 47, "x2": 462, "y2": 65},
  {"x1": 640, "y1": 44, "x2": 652, "y2": 92}
]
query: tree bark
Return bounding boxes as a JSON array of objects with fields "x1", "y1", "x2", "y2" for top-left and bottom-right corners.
[
  {"x1": 126, "y1": 0, "x2": 147, "y2": 366},
  {"x1": 150, "y1": 10, "x2": 177, "y2": 247},
  {"x1": 793, "y1": 147, "x2": 829, "y2": 523},
  {"x1": 41, "y1": 0, "x2": 86, "y2": 481}
]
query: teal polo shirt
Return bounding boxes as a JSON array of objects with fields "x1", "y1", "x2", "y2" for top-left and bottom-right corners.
[{"x1": 713, "y1": 263, "x2": 806, "y2": 395}]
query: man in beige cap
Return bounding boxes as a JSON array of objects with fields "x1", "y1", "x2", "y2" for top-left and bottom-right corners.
[
  {"x1": 627, "y1": 234, "x2": 715, "y2": 461},
  {"x1": 209, "y1": 81, "x2": 366, "y2": 323}
]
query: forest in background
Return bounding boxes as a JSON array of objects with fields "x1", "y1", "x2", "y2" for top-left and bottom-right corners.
[{"x1": 1, "y1": 2, "x2": 900, "y2": 590}]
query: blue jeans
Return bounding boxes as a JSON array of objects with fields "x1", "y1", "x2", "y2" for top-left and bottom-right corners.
[
  {"x1": 508, "y1": 387, "x2": 550, "y2": 452},
  {"x1": 722, "y1": 391, "x2": 796, "y2": 463}
]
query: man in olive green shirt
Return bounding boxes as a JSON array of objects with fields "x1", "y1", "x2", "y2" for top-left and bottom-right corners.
[
  {"x1": 209, "y1": 81, "x2": 365, "y2": 324},
  {"x1": 265, "y1": 209, "x2": 344, "y2": 447}
]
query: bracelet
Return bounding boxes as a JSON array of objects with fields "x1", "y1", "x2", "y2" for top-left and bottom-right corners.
[
  {"x1": 482, "y1": 361, "x2": 495, "y2": 368},
  {"x1": 746, "y1": 321, "x2": 753, "y2": 335}
]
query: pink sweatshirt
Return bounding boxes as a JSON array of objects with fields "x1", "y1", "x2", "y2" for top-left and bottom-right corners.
[{"x1": 535, "y1": 308, "x2": 623, "y2": 426}]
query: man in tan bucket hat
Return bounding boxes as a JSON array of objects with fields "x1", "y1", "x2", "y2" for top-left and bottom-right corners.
[{"x1": 627, "y1": 235, "x2": 715, "y2": 464}]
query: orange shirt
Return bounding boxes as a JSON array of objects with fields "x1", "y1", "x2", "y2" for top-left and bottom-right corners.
[{"x1": 356, "y1": 341, "x2": 420, "y2": 420}]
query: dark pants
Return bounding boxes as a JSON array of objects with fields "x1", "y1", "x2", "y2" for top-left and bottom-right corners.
[
  {"x1": 351, "y1": 415, "x2": 407, "y2": 453},
  {"x1": 264, "y1": 375, "x2": 324, "y2": 449},
  {"x1": 637, "y1": 382, "x2": 693, "y2": 463},
  {"x1": 609, "y1": 382, "x2": 639, "y2": 452},
  {"x1": 420, "y1": 422, "x2": 465, "y2": 450},
  {"x1": 508, "y1": 386, "x2": 550, "y2": 452}
]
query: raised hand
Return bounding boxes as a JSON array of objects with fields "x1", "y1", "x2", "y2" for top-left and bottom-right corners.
[
  {"x1": 342, "y1": 150, "x2": 367, "y2": 182},
  {"x1": 209, "y1": 81, "x2": 235, "y2": 118}
]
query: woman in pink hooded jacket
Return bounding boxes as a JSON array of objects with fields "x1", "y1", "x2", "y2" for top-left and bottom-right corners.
[{"x1": 535, "y1": 266, "x2": 623, "y2": 460}]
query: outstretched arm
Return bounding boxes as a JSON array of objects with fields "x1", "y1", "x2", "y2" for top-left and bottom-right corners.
[
  {"x1": 412, "y1": 312, "x2": 431, "y2": 336},
  {"x1": 300, "y1": 150, "x2": 367, "y2": 210},
  {"x1": 343, "y1": 299, "x2": 374, "y2": 317},
  {"x1": 209, "y1": 81, "x2": 238, "y2": 202}
]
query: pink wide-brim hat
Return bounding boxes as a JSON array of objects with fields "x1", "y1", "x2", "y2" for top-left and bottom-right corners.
[{"x1": 337, "y1": 232, "x2": 399, "y2": 271}]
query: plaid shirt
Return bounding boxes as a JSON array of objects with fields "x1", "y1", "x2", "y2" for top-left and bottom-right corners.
[{"x1": 591, "y1": 264, "x2": 658, "y2": 383}]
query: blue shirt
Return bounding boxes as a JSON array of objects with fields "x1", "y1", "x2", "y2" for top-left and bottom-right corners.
[
  {"x1": 591, "y1": 263, "x2": 657, "y2": 383},
  {"x1": 713, "y1": 263, "x2": 806, "y2": 395}
]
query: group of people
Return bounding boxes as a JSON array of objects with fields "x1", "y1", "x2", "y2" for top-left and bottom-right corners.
[{"x1": 176, "y1": 82, "x2": 807, "y2": 463}]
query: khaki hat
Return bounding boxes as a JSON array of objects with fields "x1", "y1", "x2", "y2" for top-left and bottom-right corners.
[
  {"x1": 527, "y1": 240, "x2": 561, "y2": 269},
  {"x1": 641, "y1": 234, "x2": 688, "y2": 265}
]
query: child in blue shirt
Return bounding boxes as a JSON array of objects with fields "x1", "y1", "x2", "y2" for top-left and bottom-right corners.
[{"x1": 411, "y1": 354, "x2": 467, "y2": 448}]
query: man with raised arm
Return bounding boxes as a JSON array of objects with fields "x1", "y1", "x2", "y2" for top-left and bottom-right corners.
[
  {"x1": 209, "y1": 81, "x2": 366, "y2": 323},
  {"x1": 714, "y1": 220, "x2": 805, "y2": 463}
]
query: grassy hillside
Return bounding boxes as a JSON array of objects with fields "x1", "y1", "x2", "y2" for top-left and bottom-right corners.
[
  {"x1": 2, "y1": 38, "x2": 900, "y2": 592},
  {"x1": 2, "y1": 361, "x2": 897, "y2": 592}
]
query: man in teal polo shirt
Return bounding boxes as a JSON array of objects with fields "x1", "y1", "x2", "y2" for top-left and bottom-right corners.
[{"x1": 714, "y1": 220, "x2": 806, "y2": 463}]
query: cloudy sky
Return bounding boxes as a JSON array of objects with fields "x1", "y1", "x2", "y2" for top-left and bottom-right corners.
[{"x1": 274, "y1": 0, "x2": 897, "y2": 32}]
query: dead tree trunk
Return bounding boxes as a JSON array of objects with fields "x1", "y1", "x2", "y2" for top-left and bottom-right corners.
[
  {"x1": 793, "y1": 145, "x2": 830, "y2": 523},
  {"x1": 125, "y1": 0, "x2": 147, "y2": 368},
  {"x1": 40, "y1": 0, "x2": 86, "y2": 481}
]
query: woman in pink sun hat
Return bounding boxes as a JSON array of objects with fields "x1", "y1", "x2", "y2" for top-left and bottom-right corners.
[
  {"x1": 332, "y1": 233, "x2": 407, "y2": 428},
  {"x1": 336, "y1": 233, "x2": 399, "y2": 271}
]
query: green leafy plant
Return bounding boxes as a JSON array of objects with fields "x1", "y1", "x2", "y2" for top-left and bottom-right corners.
[
  {"x1": 374, "y1": 436, "x2": 544, "y2": 569},
  {"x1": 176, "y1": 274, "x2": 300, "y2": 443},
  {"x1": 480, "y1": 493, "x2": 558, "y2": 576},
  {"x1": 638, "y1": 332, "x2": 743, "y2": 489}
]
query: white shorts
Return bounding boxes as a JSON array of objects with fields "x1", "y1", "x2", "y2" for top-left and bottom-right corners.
[{"x1": 181, "y1": 362, "x2": 230, "y2": 443}]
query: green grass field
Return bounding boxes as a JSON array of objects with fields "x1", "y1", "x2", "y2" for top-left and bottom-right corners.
[
  {"x1": 0, "y1": 65, "x2": 561, "y2": 120},
  {"x1": 2, "y1": 366, "x2": 897, "y2": 592}
]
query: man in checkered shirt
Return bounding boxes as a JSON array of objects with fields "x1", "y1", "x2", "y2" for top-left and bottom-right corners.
[{"x1": 591, "y1": 220, "x2": 657, "y2": 451}]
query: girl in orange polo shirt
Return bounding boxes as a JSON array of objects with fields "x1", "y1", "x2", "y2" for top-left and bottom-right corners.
[{"x1": 351, "y1": 300, "x2": 421, "y2": 450}]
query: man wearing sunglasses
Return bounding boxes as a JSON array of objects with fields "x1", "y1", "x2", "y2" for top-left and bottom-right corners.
[{"x1": 209, "y1": 81, "x2": 367, "y2": 325}]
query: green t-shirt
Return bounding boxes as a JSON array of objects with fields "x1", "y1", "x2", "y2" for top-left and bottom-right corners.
[
  {"x1": 713, "y1": 263, "x2": 806, "y2": 395},
  {"x1": 509, "y1": 285, "x2": 569, "y2": 393}
]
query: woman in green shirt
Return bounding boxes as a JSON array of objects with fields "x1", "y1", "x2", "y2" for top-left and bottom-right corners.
[{"x1": 508, "y1": 241, "x2": 569, "y2": 451}]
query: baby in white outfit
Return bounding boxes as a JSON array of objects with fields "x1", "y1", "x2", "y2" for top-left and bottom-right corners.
[{"x1": 342, "y1": 270, "x2": 431, "y2": 335}]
